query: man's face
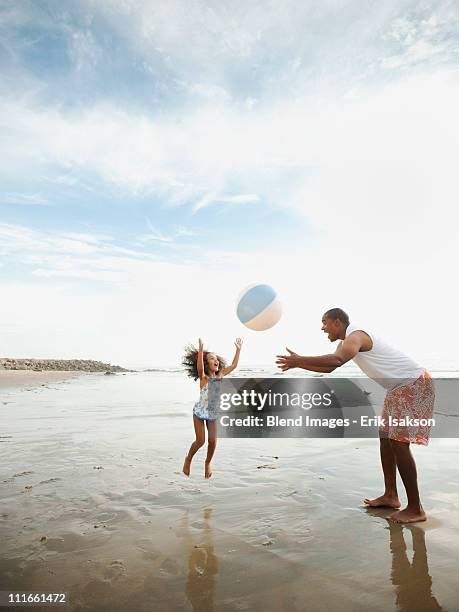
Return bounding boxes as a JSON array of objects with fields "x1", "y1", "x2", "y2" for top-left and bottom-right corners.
[{"x1": 321, "y1": 316, "x2": 340, "y2": 342}]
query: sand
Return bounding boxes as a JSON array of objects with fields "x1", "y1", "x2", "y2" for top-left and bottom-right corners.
[
  {"x1": 0, "y1": 370, "x2": 84, "y2": 391},
  {"x1": 1, "y1": 371, "x2": 458, "y2": 611}
]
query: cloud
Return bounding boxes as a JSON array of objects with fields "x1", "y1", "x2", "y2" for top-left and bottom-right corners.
[
  {"x1": 1, "y1": 67, "x2": 458, "y2": 236},
  {"x1": 1, "y1": 192, "x2": 49, "y2": 205},
  {"x1": 139, "y1": 218, "x2": 197, "y2": 243},
  {"x1": 4, "y1": 1, "x2": 458, "y2": 114},
  {"x1": 193, "y1": 191, "x2": 260, "y2": 212},
  {"x1": 143, "y1": 218, "x2": 173, "y2": 243},
  {"x1": 381, "y1": 7, "x2": 459, "y2": 71},
  {"x1": 175, "y1": 226, "x2": 195, "y2": 237},
  {"x1": 0, "y1": 223, "x2": 163, "y2": 282},
  {"x1": 219, "y1": 194, "x2": 260, "y2": 203},
  {"x1": 1, "y1": 2, "x2": 458, "y2": 219}
]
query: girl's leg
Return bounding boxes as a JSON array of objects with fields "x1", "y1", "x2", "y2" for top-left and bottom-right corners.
[
  {"x1": 183, "y1": 416, "x2": 206, "y2": 476},
  {"x1": 204, "y1": 420, "x2": 217, "y2": 479}
]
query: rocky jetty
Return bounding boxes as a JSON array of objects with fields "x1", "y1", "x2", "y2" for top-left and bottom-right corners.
[{"x1": 0, "y1": 358, "x2": 130, "y2": 373}]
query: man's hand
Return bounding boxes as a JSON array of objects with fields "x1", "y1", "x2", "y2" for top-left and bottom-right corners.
[{"x1": 276, "y1": 348, "x2": 300, "y2": 372}]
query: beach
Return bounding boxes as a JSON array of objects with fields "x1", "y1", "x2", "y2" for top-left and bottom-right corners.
[
  {"x1": 1, "y1": 370, "x2": 459, "y2": 611},
  {"x1": 0, "y1": 370, "x2": 84, "y2": 392}
]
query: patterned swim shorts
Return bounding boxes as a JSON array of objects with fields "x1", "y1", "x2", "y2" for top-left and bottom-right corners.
[{"x1": 379, "y1": 370, "x2": 435, "y2": 445}]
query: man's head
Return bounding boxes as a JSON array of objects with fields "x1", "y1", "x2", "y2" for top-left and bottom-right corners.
[{"x1": 321, "y1": 308, "x2": 350, "y2": 342}]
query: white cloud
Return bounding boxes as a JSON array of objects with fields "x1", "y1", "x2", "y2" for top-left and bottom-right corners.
[
  {"x1": 186, "y1": 82, "x2": 231, "y2": 101},
  {"x1": 1, "y1": 69, "x2": 458, "y2": 232},
  {"x1": 0, "y1": 223, "x2": 161, "y2": 277},
  {"x1": 219, "y1": 194, "x2": 260, "y2": 203},
  {"x1": 193, "y1": 191, "x2": 260, "y2": 212},
  {"x1": 175, "y1": 226, "x2": 195, "y2": 237},
  {"x1": 381, "y1": 8, "x2": 459, "y2": 71},
  {"x1": 1, "y1": 192, "x2": 49, "y2": 205},
  {"x1": 192, "y1": 191, "x2": 220, "y2": 213}
]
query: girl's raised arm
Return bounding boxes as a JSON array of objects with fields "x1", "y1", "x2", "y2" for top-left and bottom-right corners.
[
  {"x1": 197, "y1": 338, "x2": 205, "y2": 379},
  {"x1": 220, "y1": 338, "x2": 243, "y2": 377}
]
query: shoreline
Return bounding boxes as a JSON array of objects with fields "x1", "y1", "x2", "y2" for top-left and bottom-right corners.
[{"x1": 0, "y1": 370, "x2": 86, "y2": 391}]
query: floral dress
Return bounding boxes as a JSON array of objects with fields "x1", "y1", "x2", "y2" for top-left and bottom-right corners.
[{"x1": 193, "y1": 377, "x2": 222, "y2": 421}]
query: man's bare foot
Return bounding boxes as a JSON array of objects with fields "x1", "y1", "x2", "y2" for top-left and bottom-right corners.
[
  {"x1": 389, "y1": 507, "x2": 426, "y2": 523},
  {"x1": 364, "y1": 494, "x2": 401, "y2": 508},
  {"x1": 205, "y1": 461, "x2": 212, "y2": 479},
  {"x1": 182, "y1": 456, "x2": 191, "y2": 477}
]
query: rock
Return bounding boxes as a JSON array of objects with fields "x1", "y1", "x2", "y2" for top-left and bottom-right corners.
[{"x1": 0, "y1": 357, "x2": 132, "y2": 373}]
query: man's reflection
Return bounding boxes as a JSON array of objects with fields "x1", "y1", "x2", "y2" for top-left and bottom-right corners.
[{"x1": 388, "y1": 522, "x2": 441, "y2": 611}]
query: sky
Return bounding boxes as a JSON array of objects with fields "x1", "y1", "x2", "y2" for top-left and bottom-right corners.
[{"x1": 0, "y1": 0, "x2": 458, "y2": 368}]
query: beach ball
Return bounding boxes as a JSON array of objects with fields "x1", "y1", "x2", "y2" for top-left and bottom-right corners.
[{"x1": 236, "y1": 284, "x2": 282, "y2": 331}]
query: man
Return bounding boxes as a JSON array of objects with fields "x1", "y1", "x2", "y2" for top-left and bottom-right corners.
[{"x1": 276, "y1": 307, "x2": 434, "y2": 524}]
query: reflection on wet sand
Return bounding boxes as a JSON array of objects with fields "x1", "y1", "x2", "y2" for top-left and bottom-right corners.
[
  {"x1": 182, "y1": 508, "x2": 218, "y2": 612},
  {"x1": 365, "y1": 507, "x2": 442, "y2": 611},
  {"x1": 388, "y1": 522, "x2": 442, "y2": 612}
]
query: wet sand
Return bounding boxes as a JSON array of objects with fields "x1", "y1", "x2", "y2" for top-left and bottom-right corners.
[
  {"x1": 0, "y1": 370, "x2": 84, "y2": 391},
  {"x1": 1, "y1": 372, "x2": 458, "y2": 611}
]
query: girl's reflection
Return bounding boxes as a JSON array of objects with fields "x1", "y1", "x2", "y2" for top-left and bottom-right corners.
[{"x1": 183, "y1": 508, "x2": 218, "y2": 612}]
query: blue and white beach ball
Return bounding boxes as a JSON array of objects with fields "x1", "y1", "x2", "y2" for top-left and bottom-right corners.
[{"x1": 236, "y1": 284, "x2": 282, "y2": 331}]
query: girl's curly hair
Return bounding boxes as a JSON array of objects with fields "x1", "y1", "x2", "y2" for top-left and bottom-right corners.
[{"x1": 182, "y1": 344, "x2": 227, "y2": 380}]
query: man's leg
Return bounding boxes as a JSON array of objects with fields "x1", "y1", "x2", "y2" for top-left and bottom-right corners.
[
  {"x1": 364, "y1": 437, "x2": 401, "y2": 508},
  {"x1": 389, "y1": 440, "x2": 426, "y2": 523}
]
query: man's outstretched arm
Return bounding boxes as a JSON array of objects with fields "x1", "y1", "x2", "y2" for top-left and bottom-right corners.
[{"x1": 276, "y1": 334, "x2": 363, "y2": 373}]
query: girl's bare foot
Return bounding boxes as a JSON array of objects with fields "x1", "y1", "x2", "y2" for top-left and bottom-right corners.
[
  {"x1": 364, "y1": 494, "x2": 401, "y2": 508},
  {"x1": 389, "y1": 507, "x2": 426, "y2": 523},
  {"x1": 182, "y1": 456, "x2": 191, "y2": 476},
  {"x1": 205, "y1": 461, "x2": 212, "y2": 479}
]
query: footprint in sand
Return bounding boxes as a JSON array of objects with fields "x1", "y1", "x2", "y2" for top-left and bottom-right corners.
[
  {"x1": 160, "y1": 558, "x2": 179, "y2": 575},
  {"x1": 104, "y1": 560, "x2": 126, "y2": 581},
  {"x1": 39, "y1": 477, "x2": 62, "y2": 485}
]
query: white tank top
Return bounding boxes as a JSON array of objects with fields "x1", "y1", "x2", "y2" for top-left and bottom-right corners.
[{"x1": 345, "y1": 324, "x2": 425, "y2": 389}]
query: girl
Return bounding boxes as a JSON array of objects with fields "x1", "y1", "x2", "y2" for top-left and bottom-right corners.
[{"x1": 182, "y1": 337, "x2": 243, "y2": 478}]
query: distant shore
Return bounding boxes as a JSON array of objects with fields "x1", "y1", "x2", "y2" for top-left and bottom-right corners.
[{"x1": 0, "y1": 358, "x2": 130, "y2": 373}]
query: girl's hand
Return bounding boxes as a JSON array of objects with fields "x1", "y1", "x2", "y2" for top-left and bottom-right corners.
[
  {"x1": 198, "y1": 338, "x2": 204, "y2": 351},
  {"x1": 235, "y1": 338, "x2": 243, "y2": 350}
]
